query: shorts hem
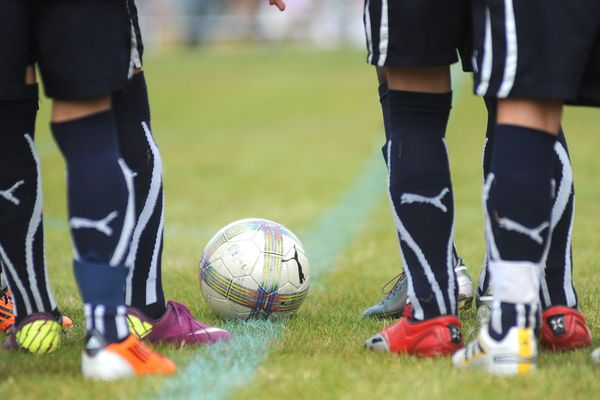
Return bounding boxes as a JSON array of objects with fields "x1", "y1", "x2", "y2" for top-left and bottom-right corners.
[
  {"x1": 367, "y1": 52, "x2": 459, "y2": 68},
  {"x1": 43, "y1": 78, "x2": 129, "y2": 100}
]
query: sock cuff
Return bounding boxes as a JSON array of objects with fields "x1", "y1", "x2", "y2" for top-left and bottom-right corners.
[
  {"x1": 490, "y1": 260, "x2": 541, "y2": 304},
  {"x1": 51, "y1": 110, "x2": 120, "y2": 164},
  {"x1": 388, "y1": 89, "x2": 452, "y2": 110},
  {"x1": 492, "y1": 125, "x2": 557, "y2": 173},
  {"x1": 496, "y1": 124, "x2": 557, "y2": 145}
]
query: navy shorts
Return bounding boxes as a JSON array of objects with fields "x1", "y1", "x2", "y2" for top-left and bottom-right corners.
[
  {"x1": 0, "y1": 0, "x2": 35, "y2": 100},
  {"x1": 472, "y1": 0, "x2": 600, "y2": 106},
  {"x1": 363, "y1": 0, "x2": 471, "y2": 70},
  {"x1": 0, "y1": 0, "x2": 140, "y2": 100}
]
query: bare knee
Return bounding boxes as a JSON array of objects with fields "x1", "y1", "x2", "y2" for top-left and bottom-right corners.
[
  {"x1": 385, "y1": 66, "x2": 451, "y2": 93},
  {"x1": 25, "y1": 65, "x2": 36, "y2": 85},
  {"x1": 497, "y1": 98, "x2": 563, "y2": 134},
  {"x1": 52, "y1": 95, "x2": 111, "y2": 123}
]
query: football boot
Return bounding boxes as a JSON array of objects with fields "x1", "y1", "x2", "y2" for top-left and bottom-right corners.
[
  {"x1": 539, "y1": 306, "x2": 591, "y2": 351},
  {"x1": 82, "y1": 330, "x2": 176, "y2": 380},
  {"x1": 362, "y1": 272, "x2": 409, "y2": 319},
  {"x1": 1, "y1": 288, "x2": 73, "y2": 333},
  {"x1": 453, "y1": 324, "x2": 536, "y2": 376},
  {"x1": 127, "y1": 300, "x2": 231, "y2": 345},
  {"x1": 362, "y1": 258, "x2": 474, "y2": 318},
  {"x1": 364, "y1": 315, "x2": 463, "y2": 357},
  {"x1": 4, "y1": 312, "x2": 62, "y2": 354},
  {"x1": 0, "y1": 288, "x2": 15, "y2": 333}
]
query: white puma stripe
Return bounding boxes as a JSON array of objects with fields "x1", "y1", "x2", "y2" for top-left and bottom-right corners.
[
  {"x1": 24, "y1": 134, "x2": 57, "y2": 311},
  {"x1": 401, "y1": 188, "x2": 450, "y2": 212},
  {"x1": 0, "y1": 180, "x2": 25, "y2": 205},
  {"x1": 70, "y1": 211, "x2": 119, "y2": 236},
  {"x1": 126, "y1": 122, "x2": 163, "y2": 304},
  {"x1": 496, "y1": 217, "x2": 549, "y2": 245}
]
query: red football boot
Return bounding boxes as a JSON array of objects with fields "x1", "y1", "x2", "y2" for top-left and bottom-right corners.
[
  {"x1": 540, "y1": 305, "x2": 591, "y2": 351},
  {"x1": 364, "y1": 315, "x2": 463, "y2": 357}
]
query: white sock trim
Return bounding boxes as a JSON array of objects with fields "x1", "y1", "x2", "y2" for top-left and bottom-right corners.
[{"x1": 490, "y1": 260, "x2": 541, "y2": 304}]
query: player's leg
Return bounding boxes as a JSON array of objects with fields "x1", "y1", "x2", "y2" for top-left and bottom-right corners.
[
  {"x1": 33, "y1": 0, "x2": 174, "y2": 379},
  {"x1": 456, "y1": 99, "x2": 560, "y2": 375},
  {"x1": 479, "y1": 106, "x2": 590, "y2": 348},
  {"x1": 116, "y1": 0, "x2": 230, "y2": 345},
  {"x1": 362, "y1": 67, "x2": 473, "y2": 319},
  {"x1": 0, "y1": 1, "x2": 70, "y2": 350},
  {"x1": 538, "y1": 132, "x2": 591, "y2": 350},
  {"x1": 0, "y1": 65, "x2": 73, "y2": 337},
  {"x1": 473, "y1": 13, "x2": 591, "y2": 349},
  {"x1": 455, "y1": 0, "x2": 600, "y2": 375},
  {"x1": 362, "y1": 0, "x2": 468, "y2": 356}
]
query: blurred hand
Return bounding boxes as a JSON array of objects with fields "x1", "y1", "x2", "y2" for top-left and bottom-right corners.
[{"x1": 269, "y1": 0, "x2": 286, "y2": 11}]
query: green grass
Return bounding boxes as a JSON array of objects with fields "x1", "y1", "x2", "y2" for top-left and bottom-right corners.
[{"x1": 3, "y1": 48, "x2": 600, "y2": 399}]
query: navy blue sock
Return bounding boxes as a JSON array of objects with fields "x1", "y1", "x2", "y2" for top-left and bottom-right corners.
[
  {"x1": 52, "y1": 110, "x2": 134, "y2": 343},
  {"x1": 479, "y1": 99, "x2": 578, "y2": 309},
  {"x1": 113, "y1": 72, "x2": 166, "y2": 319},
  {"x1": 0, "y1": 85, "x2": 59, "y2": 323},
  {"x1": 485, "y1": 124, "x2": 555, "y2": 340},
  {"x1": 386, "y1": 89, "x2": 457, "y2": 320}
]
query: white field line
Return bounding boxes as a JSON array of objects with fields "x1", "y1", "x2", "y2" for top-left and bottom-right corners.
[{"x1": 155, "y1": 148, "x2": 387, "y2": 400}]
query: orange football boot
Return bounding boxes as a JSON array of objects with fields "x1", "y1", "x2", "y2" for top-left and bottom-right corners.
[
  {"x1": 0, "y1": 289, "x2": 15, "y2": 333},
  {"x1": 82, "y1": 331, "x2": 176, "y2": 380}
]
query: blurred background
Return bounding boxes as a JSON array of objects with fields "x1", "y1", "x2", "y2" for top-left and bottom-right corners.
[{"x1": 137, "y1": 0, "x2": 366, "y2": 50}]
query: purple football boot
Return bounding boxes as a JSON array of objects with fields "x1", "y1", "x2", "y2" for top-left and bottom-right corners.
[{"x1": 127, "y1": 301, "x2": 231, "y2": 345}]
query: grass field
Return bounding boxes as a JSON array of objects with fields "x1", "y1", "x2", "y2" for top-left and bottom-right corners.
[{"x1": 2, "y1": 48, "x2": 600, "y2": 400}]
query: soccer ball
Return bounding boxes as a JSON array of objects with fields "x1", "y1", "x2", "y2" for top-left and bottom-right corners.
[{"x1": 199, "y1": 218, "x2": 310, "y2": 319}]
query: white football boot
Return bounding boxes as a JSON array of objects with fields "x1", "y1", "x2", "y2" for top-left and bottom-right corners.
[{"x1": 453, "y1": 324, "x2": 537, "y2": 376}]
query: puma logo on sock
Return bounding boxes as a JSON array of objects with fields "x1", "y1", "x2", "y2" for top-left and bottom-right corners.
[
  {"x1": 70, "y1": 211, "x2": 119, "y2": 236},
  {"x1": 496, "y1": 216, "x2": 549, "y2": 244},
  {"x1": 0, "y1": 180, "x2": 25, "y2": 205},
  {"x1": 401, "y1": 187, "x2": 449, "y2": 212}
]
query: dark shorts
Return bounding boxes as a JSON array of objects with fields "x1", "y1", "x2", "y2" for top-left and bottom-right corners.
[
  {"x1": 0, "y1": 0, "x2": 35, "y2": 100},
  {"x1": 472, "y1": 0, "x2": 600, "y2": 106},
  {"x1": 363, "y1": 0, "x2": 471, "y2": 70},
  {"x1": 0, "y1": 0, "x2": 140, "y2": 100}
]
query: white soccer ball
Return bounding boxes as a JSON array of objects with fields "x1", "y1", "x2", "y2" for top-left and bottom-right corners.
[{"x1": 199, "y1": 218, "x2": 310, "y2": 319}]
